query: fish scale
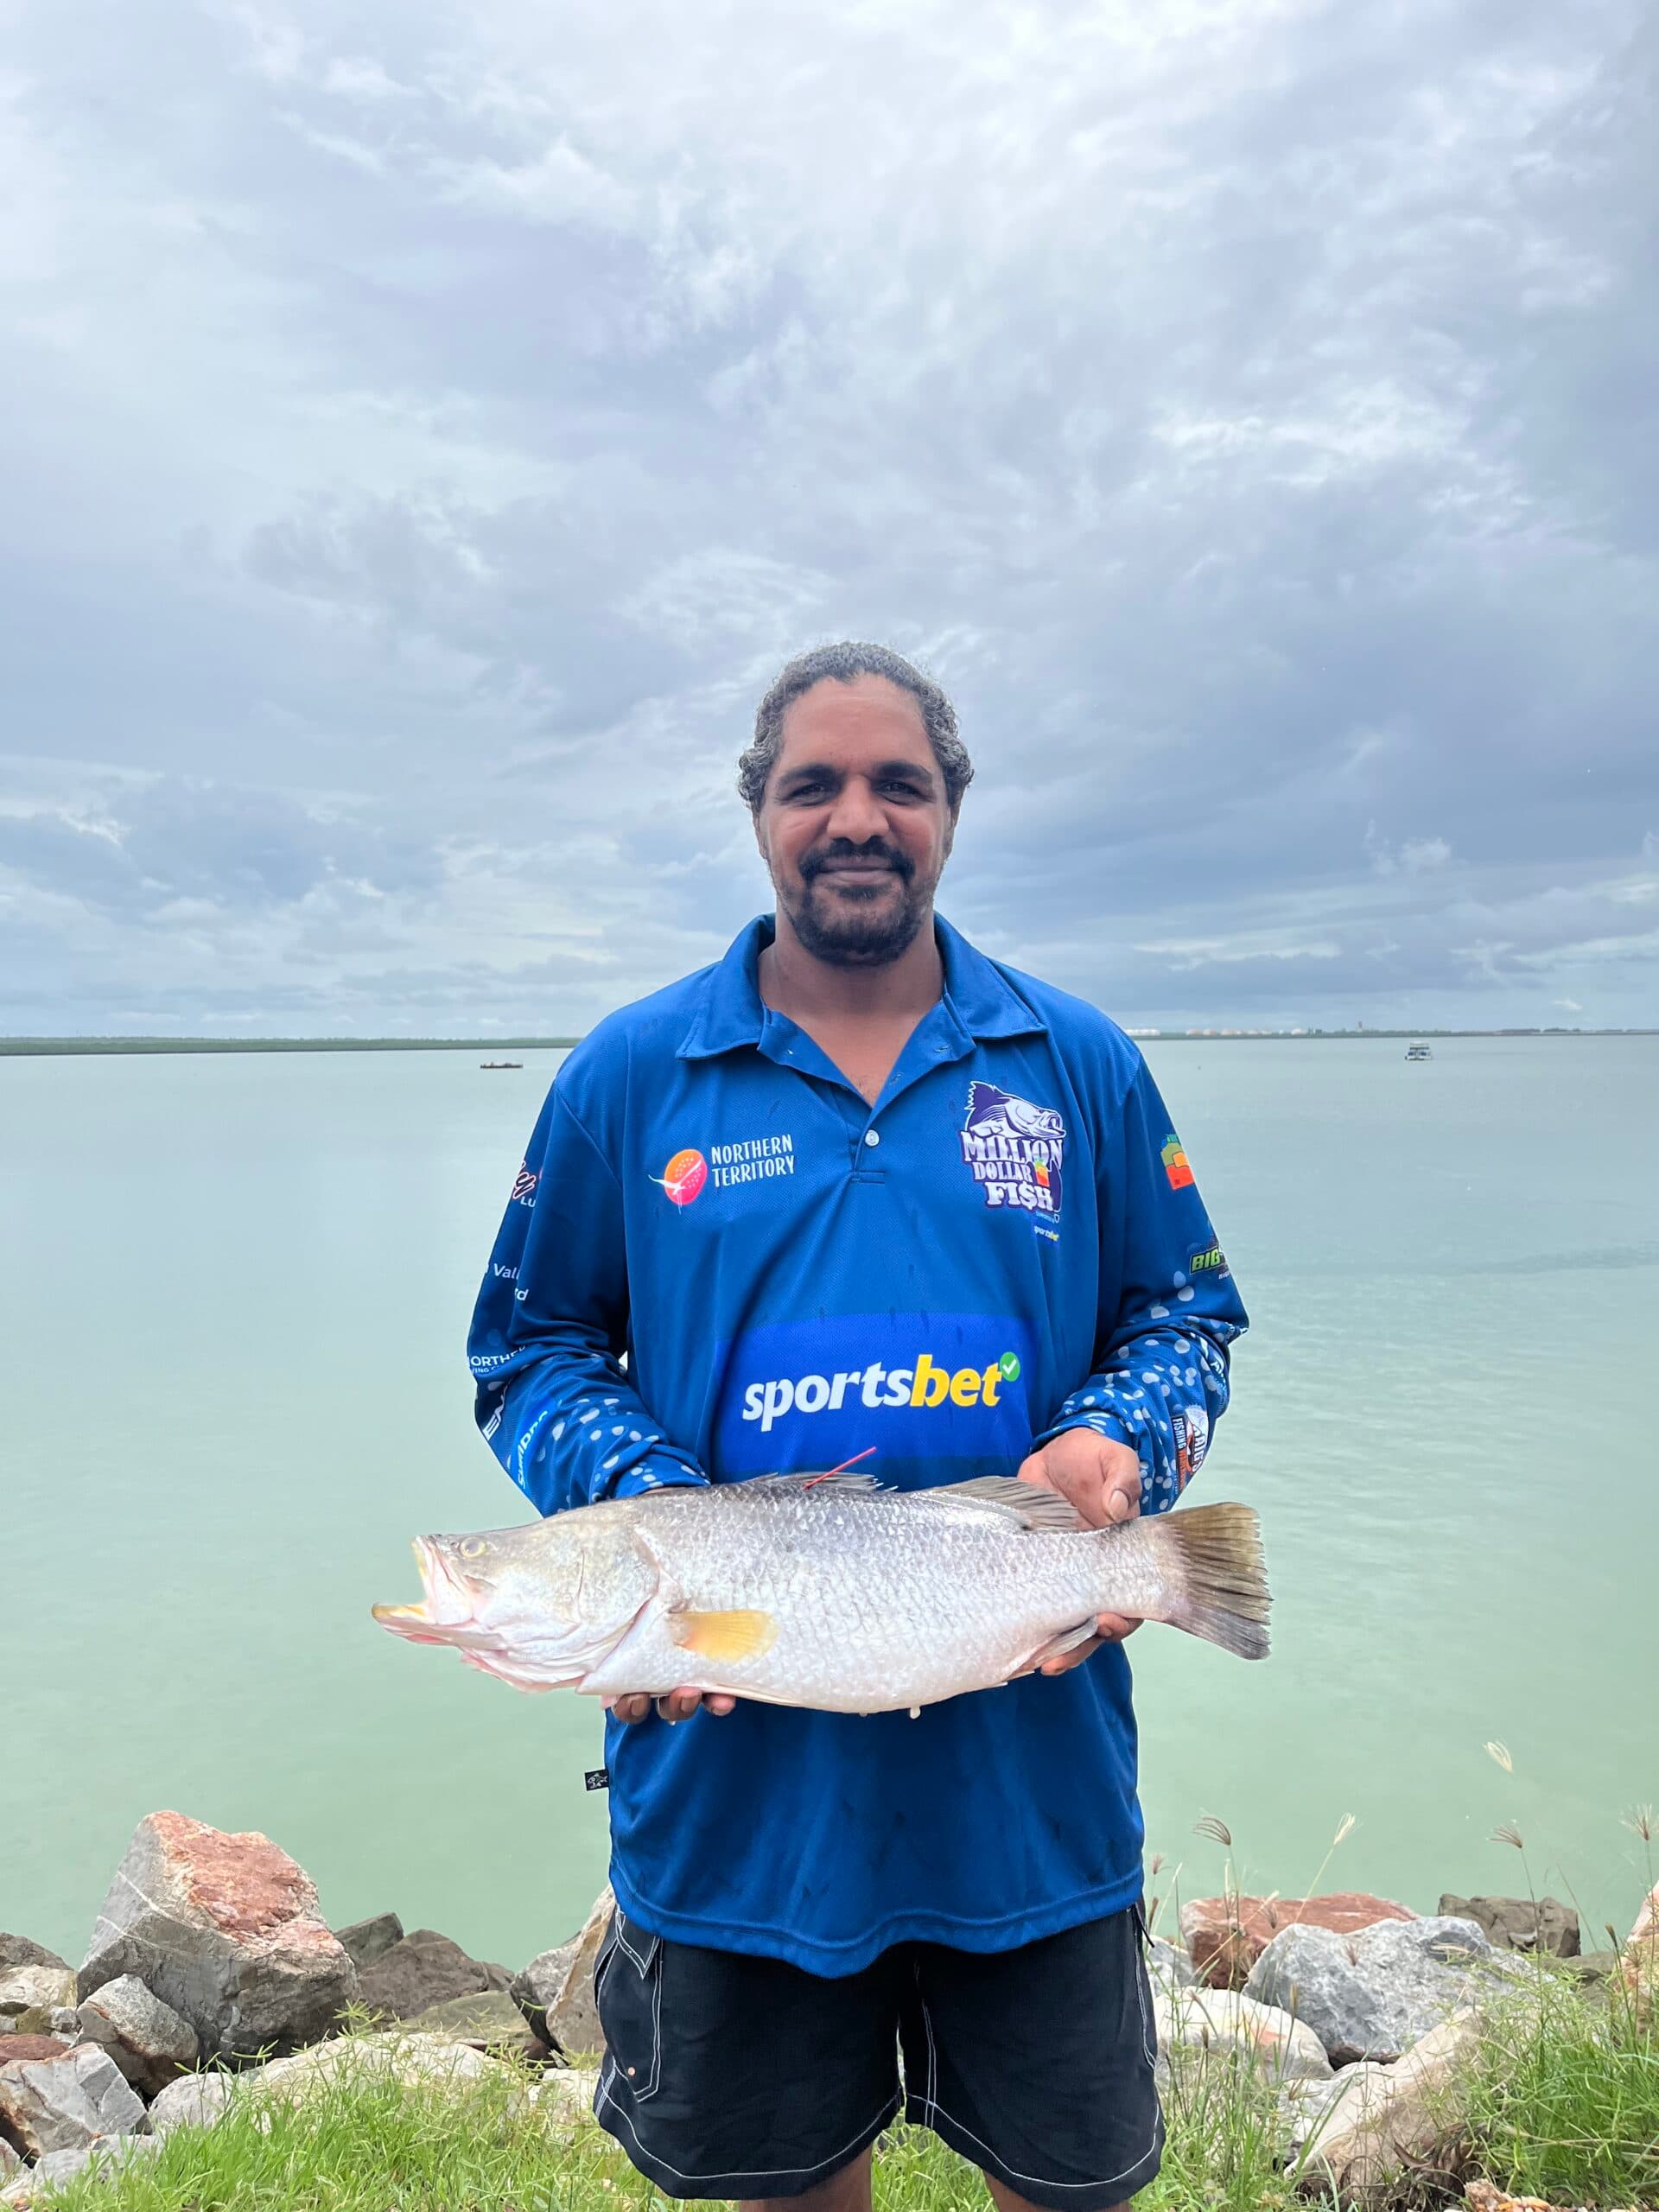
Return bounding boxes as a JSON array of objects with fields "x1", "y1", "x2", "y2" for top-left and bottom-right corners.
[{"x1": 374, "y1": 1471, "x2": 1272, "y2": 1714}]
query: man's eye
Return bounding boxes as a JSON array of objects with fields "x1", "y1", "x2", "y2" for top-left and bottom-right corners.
[{"x1": 880, "y1": 779, "x2": 925, "y2": 799}]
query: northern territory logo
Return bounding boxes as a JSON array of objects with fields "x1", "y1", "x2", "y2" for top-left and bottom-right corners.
[
  {"x1": 958, "y1": 1081, "x2": 1065, "y2": 1217},
  {"x1": 652, "y1": 1133, "x2": 797, "y2": 1206},
  {"x1": 652, "y1": 1148, "x2": 709, "y2": 1206}
]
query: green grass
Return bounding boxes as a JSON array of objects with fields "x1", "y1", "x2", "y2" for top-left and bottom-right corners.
[
  {"x1": 1462, "y1": 1964, "x2": 1659, "y2": 2207},
  {"x1": 32, "y1": 2043, "x2": 1303, "y2": 2212},
  {"x1": 29, "y1": 1978, "x2": 1659, "y2": 2212}
]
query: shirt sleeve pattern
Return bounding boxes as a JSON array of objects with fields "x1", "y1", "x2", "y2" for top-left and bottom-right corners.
[
  {"x1": 1033, "y1": 1053, "x2": 1248, "y2": 1516},
  {"x1": 467, "y1": 1082, "x2": 709, "y2": 1516}
]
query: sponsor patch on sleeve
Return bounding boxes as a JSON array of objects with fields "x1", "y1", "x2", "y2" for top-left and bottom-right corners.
[{"x1": 1160, "y1": 1135, "x2": 1195, "y2": 1190}]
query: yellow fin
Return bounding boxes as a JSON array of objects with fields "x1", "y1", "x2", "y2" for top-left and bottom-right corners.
[{"x1": 669, "y1": 1608, "x2": 779, "y2": 1662}]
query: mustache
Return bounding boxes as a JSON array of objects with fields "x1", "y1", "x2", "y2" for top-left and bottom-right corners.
[{"x1": 799, "y1": 840, "x2": 915, "y2": 884}]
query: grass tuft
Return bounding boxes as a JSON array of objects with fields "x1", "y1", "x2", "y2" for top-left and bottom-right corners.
[{"x1": 1462, "y1": 1961, "x2": 1659, "y2": 2208}]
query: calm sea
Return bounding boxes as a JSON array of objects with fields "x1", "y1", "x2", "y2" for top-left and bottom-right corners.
[{"x1": 6, "y1": 1037, "x2": 1656, "y2": 1969}]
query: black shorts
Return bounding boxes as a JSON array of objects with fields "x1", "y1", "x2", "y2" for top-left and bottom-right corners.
[{"x1": 592, "y1": 1904, "x2": 1162, "y2": 2208}]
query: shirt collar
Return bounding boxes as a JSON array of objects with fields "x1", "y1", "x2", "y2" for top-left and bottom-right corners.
[{"x1": 677, "y1": 912, "x2": 1048, "y2": 1061}]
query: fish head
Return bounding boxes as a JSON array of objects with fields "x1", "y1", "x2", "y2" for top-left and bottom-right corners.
[{"x1": 372, "y1": 1515, "x2": 654, "y2": 1691}]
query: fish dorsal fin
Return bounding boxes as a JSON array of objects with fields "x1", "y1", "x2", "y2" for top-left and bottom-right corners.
[
  {"x1": 730, "y1": 1472, "x2": 887, "y2": 1499},
  {"x1": 935, "y1": 1476, "x2": 1091, "y2": 1533}
]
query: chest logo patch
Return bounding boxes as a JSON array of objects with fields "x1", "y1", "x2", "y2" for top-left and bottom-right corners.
[{"x1": 958, "y1": 1081, "x2": 1065, "y2": 1219}]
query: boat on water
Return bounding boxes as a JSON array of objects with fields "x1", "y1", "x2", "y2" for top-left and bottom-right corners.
[
  {"x1": 1404, "y1": 1042, "x2": 1433, "y2": 1061},
  {"x1": 480, "y1": 1060, "x2": 524, "y2": 1071}
]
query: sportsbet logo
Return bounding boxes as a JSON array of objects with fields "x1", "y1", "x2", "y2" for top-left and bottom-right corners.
[{"x1": 742, "y1": 1349, "x2": 1023, "y2": 1434}]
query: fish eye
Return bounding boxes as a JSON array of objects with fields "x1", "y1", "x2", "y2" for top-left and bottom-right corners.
[{"x1": 459, "y1": 1537, "x2": 489, "y2": 1560}]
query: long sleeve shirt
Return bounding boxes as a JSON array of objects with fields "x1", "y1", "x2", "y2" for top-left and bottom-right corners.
[{"x1": 468, "y1": 913, "x2": 1247, "y2": 1974}]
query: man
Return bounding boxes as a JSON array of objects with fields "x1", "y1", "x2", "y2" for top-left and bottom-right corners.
[{"x1": 468, "y1": 641, "x2": 1248, "y2": 2212}]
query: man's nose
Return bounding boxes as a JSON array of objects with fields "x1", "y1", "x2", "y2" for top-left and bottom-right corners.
[{"x1": 823, "y1": 777, "x2": 887, "y2": 845}]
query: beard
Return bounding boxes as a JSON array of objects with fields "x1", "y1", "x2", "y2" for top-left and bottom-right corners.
[{"x1": 779, "y1": 840, "x2": 931, "y2": 967}]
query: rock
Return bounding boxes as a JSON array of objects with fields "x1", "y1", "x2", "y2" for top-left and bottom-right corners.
[
  {"x1": 1564, "y1": 1947, "x2": 1621, "y2": 1984},
  {"x1": 0, "y1": 2042, "x2": 148, "y2": 2158},
  {"x1": 45, "y1": 2015, "x2": 78, "y2": 2041},
  {"x1": 0, "y1": 2042, "x2": 68, "y2": 2070},
  {"x1": 248, "y1": 2030, "x2": 523, "y2": 2104},
  {"x1": 22, "y1": 2134, "x2": 162, "y2": 2193},
  {"x1": 529, "y1": 2066, "x2": 599, "y2": 2125},
  {"x1": 1614, "y1": 1878, "x2": 1659, "y2": 2025},
  {"x1": 78, "y1": 1810, "x2": 359, "y2": 2061},
  {"x1": 148, "y1": 2068, "x2": 236, "y2": 2136},
  {"x1": 1154, "y1": 1985, "x2": 1332, "y2": 2081},
  {"x1": 77, "y1": 1975, "x2": 199, "y2": 2096},
  {"x1": 0, "y1": 2141, "x2": 16, "y2": 2182},
  {"x1": 1247, "y1": 1915, "x2": 1497, "y2": 2064},
  {"x1": 357, "y1": 1929, "x2": 505, "y2": 2022},
  {"x1": 406, "y1": 1989, "x2": 545, "y2": 2059},
  {"x1": 0, "y1": 1971, "x2": 78, "y2": 2030},
  {"x1": 1296, "y1": 2010, "x2": 1479, "y2": 2203},
  {"x1": 1146, "y1": 1937, "x2": 1197, "y2": 1992},
  {"x1": 1277, "y1": 2062, "x2": 1391, "y2": 2158},
  {"x1": 0, "y1": 1946, "x2": 67, "y2": 1980},
  {"x1": 510, "y1": 1936, "x2": 581, "y2": 2037},
  {"x1": 542, "y1": 1887, "x2": 613, "y2": 2058},
  {"x1": 1181, "y1": 1893, "x2": 1416, "y2": 1989},
  {"x1": 335, "y1": 1912, "x2": 404, "y2": 1969},
  {"x1": 1439, "y1": 1894, "x2": 1580, "y2": 1958}
]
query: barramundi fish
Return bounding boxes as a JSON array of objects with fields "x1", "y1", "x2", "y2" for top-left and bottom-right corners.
[{"x1": 372, "y1": 1473, "x2": 1269, "y2": 1714}]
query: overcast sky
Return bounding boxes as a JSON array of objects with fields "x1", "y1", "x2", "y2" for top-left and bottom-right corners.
[{"x1": 3, "y1": 0, "x2": 1655, "y2": 1035}]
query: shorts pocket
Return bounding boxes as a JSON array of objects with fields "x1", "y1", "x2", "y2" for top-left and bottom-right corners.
[
  {"x1": 594, "y1": 1908, "x2": 665, "y2": 2102},
  {"x1": 1129, "y1": 1903, "x2": 1157, "y2": 2067}
]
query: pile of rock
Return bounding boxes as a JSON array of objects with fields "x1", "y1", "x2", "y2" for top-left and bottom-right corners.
[
  {"x1": 9, "y1": 1816, "x2": 1659, "y2": 2212},
  {"x1": 1152, "y1": 1883, "x2": 1637, "y2": 2206},
  {"x1": 0, "y1": 1812, "x2": 611, "y2": 2208}
]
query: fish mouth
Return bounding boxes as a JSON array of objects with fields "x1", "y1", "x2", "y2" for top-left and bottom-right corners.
[{"x1": 372, "y1": 1537, "x2": 498, "y2": 1650}]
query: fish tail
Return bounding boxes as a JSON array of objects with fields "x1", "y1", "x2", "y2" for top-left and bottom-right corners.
[{"x1": 1139, "y1": 1502, "x2": 1271, "y2": 1660}]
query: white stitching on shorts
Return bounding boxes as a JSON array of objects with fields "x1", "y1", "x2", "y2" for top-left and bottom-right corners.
[
  {"x1": 614, "y1": 1912, "x2": 657, "y2": 1975},
  {"x1": 908, "y1": 2084, "x2": 1162, "y2": 2196},
  {"x1": 594, "y1": 2065, "x2": 899, "y2": 2187}
]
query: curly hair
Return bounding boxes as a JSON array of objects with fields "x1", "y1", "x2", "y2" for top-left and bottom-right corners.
[{"x1": 737, "y1": 642, "x2": 974, "y2": 816}]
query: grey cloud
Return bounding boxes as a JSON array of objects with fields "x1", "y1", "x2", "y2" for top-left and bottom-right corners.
[{"x1": 0, "y1": 0, "x2": 1655, "y2": 1033}]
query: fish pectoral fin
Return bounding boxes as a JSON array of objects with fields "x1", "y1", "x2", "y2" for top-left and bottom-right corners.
[
  {"x1": 1007, "y1": 1618, "x2": 1101, "y2": 1678},
  {"x1": 668, "y1": 1608, "x2": 779, "y2": 1662}
]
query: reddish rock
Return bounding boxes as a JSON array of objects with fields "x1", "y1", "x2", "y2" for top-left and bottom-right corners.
[
  {"x1": 1179, "y1": 1892, "x2": 1416, "y2": 1989},
  {"x1": 0, "y1": 2039, "x2": 67, "y2": 2069},
  {"x1": 78, "y1": 1811, "x2": 359, "y2": 2061}
]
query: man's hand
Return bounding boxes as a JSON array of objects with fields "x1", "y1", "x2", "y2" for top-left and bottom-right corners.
[
  {"x1": 604, "y1": 1689, "x2": 738, "y2": 1726},
  {"x1": 1017, "y1": 1429, "x2": 1145, "y2": 1673}
]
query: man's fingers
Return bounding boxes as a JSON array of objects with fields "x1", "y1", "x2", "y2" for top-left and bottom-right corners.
[
  {"x1": 1096, "y1": 1612, "x2": 1143, "y2": 1641},
  {"x1": 1105, "y1": 1482, "x2": 1137, "y2": 1523},
  {"x1": 607, "y1": 1688, "x2": 736, "y2": 1723}
]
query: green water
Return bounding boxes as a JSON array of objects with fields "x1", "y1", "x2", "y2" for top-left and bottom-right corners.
[{"x1": 6, "y1": 1038, "x2": 1656, "y2": 1969}]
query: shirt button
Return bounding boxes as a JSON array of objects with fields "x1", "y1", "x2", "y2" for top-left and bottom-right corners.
[{"x1": 863, "y1": 1128, "x2": 880, "y2": 1147}]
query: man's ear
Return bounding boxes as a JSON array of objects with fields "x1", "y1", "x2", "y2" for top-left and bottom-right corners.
[{"x1": 752, "y1": 808, "x2": 769, "y2": 867}]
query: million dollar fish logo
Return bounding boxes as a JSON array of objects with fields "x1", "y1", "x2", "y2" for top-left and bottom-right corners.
[{"x1": 958, "y1": 1082, "x2": 1065, "y2": 1218}]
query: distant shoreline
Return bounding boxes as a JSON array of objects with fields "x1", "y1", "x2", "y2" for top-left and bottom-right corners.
[{"x1": 1, "y1": 1028, "x2": 1653, "y2": 1058}]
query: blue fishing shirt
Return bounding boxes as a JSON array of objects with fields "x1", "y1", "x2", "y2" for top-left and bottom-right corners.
[{"x1": 468, "y1": 915, "x2": 1247, "y2": 1975}]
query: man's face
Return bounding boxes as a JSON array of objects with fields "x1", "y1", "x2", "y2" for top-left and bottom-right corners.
[{"x1": 753, "y1": 675, "x2": 955, "y2": 967}]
